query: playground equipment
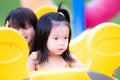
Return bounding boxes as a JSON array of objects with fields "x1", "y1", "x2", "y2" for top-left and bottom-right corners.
[
  {"x1": 86, "y1": 23, "x2": 120, "y2": 77},
  {"x1": 72, "y1": 0, "x2": 85, "y2": 38},
  {"x1": 34, "y1": 6, "x2": 56, "y2": 19},
  {"x1": 30, "y1": 68, "x2": 90, "y2": 80},
  {"x1": 0, "y1": 27, "x2": 29, "y2": 80},
  {"x1": 70, "y1": 22, "x2": 120, "y2": 78},
  {"x1": 70, "y1": 29, "x2": 91, "y2": 64}
]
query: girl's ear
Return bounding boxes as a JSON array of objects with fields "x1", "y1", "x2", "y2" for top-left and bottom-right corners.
[{"x1": 5, "y1": 20, "x2": 10, "y2": 27}]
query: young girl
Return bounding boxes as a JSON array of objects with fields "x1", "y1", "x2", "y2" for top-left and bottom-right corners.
[
  {"x1": 27, "y1": 3, "x2": 84, "y2": 72},
  {"x1": 4, "y1": 7, "x2": 37, "y2": 50}
]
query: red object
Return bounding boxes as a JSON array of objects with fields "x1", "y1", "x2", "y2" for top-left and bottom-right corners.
[{"x1": 85, "y1": 0, "x2": 120, "y2": 28}]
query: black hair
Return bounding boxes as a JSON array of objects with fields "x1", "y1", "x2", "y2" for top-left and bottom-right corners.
[
  {"x1": 4, "y1": 7, "x2": 37, "y2": 30},
  {"x1": 30, "y1": 3, "x2": 73, "y2": 64}
]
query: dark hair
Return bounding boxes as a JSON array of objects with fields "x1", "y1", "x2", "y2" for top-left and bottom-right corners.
[
  {"x1": 4, "y1": 7, "x2": 37, "y2": 30},
  {"x1": 30, "y1": 3, "x2": 73, "y2": 64}
]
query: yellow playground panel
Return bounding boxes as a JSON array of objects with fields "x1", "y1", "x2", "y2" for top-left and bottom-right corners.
[
  {"x1": 30, "y1": 68, "x2": 90, "y2": 80},
  {"x1": 70, "y1": 29, "x2": 91, "y2": 64},
  {"x1": 34, "y1": 6, "x2": 57, "y2": 19},
  {"x1": 0, "y1": 27, "x2": 29, "y2": 80},
  {"x1": 86, "y1": 23, "x2": 120, "y2": 77},
  {"x1": 70, "y1": 22, "x2": 120, "y2": 77}
]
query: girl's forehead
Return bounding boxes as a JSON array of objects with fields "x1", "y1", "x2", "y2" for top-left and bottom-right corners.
[
  {"x1": 52, "y1": 21, "x2": 69, "y2": 27},
  {"x1": 9, "y1": 20, "x2": 31, "y2": 28},
  {"x1": 50, "y1": 25, "x2": 69, "y2": 36}
]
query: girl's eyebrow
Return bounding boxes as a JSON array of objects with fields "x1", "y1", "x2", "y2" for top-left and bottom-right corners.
[{"x1": 52, "y1": 34, "x2": 69, "y2": 37}]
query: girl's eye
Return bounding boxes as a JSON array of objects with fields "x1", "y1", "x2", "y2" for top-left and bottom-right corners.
[
  {"x1": 64, "y1": 37, "x2": 68, "y2": 39},
  {"x1": 25, "y1": 26, "x2": 31, "y2": 29},
  {"x1": 25, "y1": 25, "x2": 31, "y2": 29},
  {"x1": 24, "y1": 26, "x2": 29, "y2": 29},
  {"x1": 54, "y1": 37, "x2": 58, "y2": 40}
]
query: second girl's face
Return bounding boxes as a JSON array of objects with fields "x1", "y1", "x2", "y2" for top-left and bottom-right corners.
[
  {"x1": 5, "y1": 21, "x2": 35, "y2": 47},
  {"x1": 47, "y1": 22, "x2": 69, "y2": 56},
  {"x1": 17, "y1": 24, "x2": 35, "y2": 46}
]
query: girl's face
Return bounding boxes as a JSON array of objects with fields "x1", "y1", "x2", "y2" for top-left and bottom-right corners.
[
  {"x1": 47, "y1": 22, "x2": 69, "y2": 56},
  {"x1": 5, "y1": 21, "x2": 35, "y2": 48},
  {"x1": 17, "y1": 24, "x2": 35, "y2": 47}
]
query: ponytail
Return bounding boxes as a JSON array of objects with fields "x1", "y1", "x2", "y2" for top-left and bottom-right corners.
[{"x1": 57, "y1": 3, "x2": 70, "y2": 23}]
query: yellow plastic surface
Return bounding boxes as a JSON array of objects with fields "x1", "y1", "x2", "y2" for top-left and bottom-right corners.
[
  {"x1": 70, "y1": 29, "x2": 91, "y2": 64},
  {"x1": 34, "y1": 6, "x2": 57, "y2": 19},
  {"x1": 30, "y1": 68, "x2": 91, "y2": 80},
  {"x1": 86, "y1": 23, "x2": 120, "y2": 77},
  {"x1": 0, "y1": 27, "x2": 29, "y2": 80}
]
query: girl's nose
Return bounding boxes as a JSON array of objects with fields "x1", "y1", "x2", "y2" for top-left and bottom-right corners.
[{"x1": 58, "y1": 39, "x2": 65, "y2": 45}]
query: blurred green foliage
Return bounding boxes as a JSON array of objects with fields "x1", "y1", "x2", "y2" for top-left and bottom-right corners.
[
  {"x1": 0, "y1": 0, "x2": 20, "y2": 26},
  {"x1": 53, "y1": 0, "x2": 72, "y2": 11}
]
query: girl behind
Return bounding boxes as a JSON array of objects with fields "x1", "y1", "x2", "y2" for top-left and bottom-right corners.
[{"x1": 4, "y1": 7, "x2": 37, "y2": 50}]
